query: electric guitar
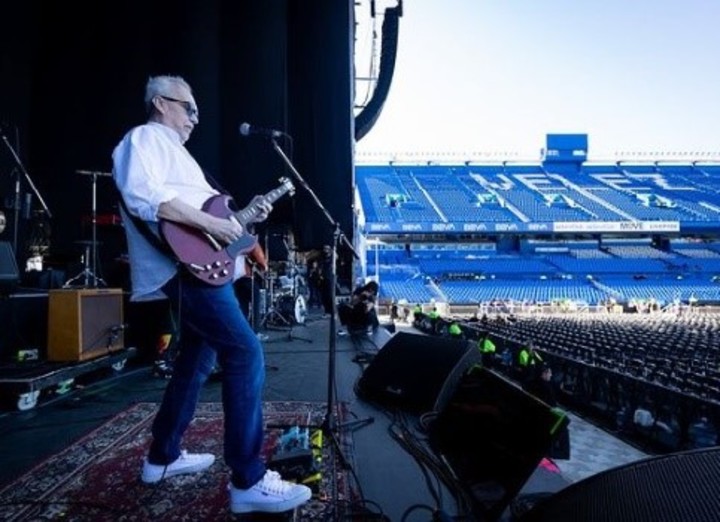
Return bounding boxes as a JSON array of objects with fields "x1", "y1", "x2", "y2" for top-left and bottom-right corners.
[{"x1": 160, "y1": 177, "x2": 295, "y2": 286}]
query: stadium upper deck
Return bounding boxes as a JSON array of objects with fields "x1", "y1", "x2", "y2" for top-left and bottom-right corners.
[
  {"x1": 352, "y1": 135, "x2": 720, "y2": 306},
  {"x1": 355, "y1": 161, "x2": 720, "y2": 236},
  {"x1": 355, "y1": 133, "x2": 720, "y2": 237}
]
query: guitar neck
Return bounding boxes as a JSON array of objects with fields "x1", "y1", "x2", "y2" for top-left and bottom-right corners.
[{"x1": 234, "y1": 185, "x2": 291, "y2": 226}]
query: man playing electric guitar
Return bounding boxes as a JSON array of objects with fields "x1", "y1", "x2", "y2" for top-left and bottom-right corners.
[{"x1": 112, "y1": 74, "x2": 312, "y2": 515}]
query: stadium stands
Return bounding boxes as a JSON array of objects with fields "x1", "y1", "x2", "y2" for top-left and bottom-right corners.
[
  {"x1": 356, "y1": 160, "x2": 720, "y2": 308},
  {"x1": 353, "y1": 141, "x2": 720, "y2": 461}
]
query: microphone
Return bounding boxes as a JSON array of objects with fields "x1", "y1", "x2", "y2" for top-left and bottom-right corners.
[{"x1": 239, "y1": 122, "x2": 285, "y2": 139}]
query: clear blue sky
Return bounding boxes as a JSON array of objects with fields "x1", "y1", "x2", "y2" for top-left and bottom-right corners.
[{"x1": 354, "y1": 0, "x2": 720, "y2": 158}]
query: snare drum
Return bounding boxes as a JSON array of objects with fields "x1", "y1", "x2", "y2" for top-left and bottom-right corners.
[{"x1": 277, "y1": 294, "x2": 307, "y2": 324}]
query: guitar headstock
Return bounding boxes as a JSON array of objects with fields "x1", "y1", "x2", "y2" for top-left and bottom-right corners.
[{"x1": 278, "y1": 176, "x2": 296, "y2": 197}]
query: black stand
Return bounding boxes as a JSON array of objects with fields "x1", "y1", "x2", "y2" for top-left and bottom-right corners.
[
  {"x1": 269, "y1": 137, "x2": 373, "y2": 474},
  {"x1": 266, "y1": 321, "x2": 313, "y2": 344},
  {"x1": 243, "y1": 261, "x2": 280, "y2": 372},
  {"x1": 259, "y1": 265, "x2": 287, "y2": 329},
  {"x1": 64, "y1": 171, "x2": 109, "y2": 288},
  {"x1": 244, "y1": 258, "x2": 267, "y2": 334},
  {"x1": 10, "y1": 168, "x2": 20, "y2": 256},
  {"x1": 264, "y1": 300, "x2": 313, "y2": 343},
  {"x1": 1, "y1": 126, "x2": 52, "y2": 265}
]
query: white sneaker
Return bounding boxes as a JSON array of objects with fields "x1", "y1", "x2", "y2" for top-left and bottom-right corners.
[
  {"x1": 141, "y1": 450, "x2": 215, "y2": 483},
  {"x1": 229, "y1": 470, "x2": 312, "y2": 514}
]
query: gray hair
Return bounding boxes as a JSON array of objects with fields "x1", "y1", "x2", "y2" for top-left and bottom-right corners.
[{"x1": 144, "y1": 75, "x2": 192, "y2": 113}]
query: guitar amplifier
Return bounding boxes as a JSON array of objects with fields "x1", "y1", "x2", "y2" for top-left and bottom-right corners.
[{"x1": 47, "y1": 288, "x2": 125, "y2": 362}]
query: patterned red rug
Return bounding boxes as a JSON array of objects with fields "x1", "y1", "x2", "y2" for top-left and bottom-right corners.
[{"x1": 0, "y1": 401, "x2": 356, "y2": 521}]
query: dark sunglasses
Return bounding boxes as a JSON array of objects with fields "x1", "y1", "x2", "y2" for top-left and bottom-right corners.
[{"x1": 158, "y1": 95, "x2": 199, "y2": 119}]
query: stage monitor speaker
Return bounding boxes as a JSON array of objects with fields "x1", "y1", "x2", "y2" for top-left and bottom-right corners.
[
  {"x1": 356, "y1": 331, "x2": 481, "y2": 414},
  {"x1": 0, "y1": 241, "x2": 19, "y2": 293},
  {"x1": 518, "y1": 446, "x2": 720, "y2": 522},
  {"x1": 428, "y1": 367, "x2": 570, "y2": 522},
  {"x1": 47, "y1": 288, "x2": 125, "y2": 362}
]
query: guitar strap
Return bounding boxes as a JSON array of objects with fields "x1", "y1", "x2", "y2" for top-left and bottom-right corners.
[
  {"x1": 115, "y1": 190, "x2": 177, "y2": 260},
  {"x1": 202, "y1": 169, "x2": 230, "y2": 195}
]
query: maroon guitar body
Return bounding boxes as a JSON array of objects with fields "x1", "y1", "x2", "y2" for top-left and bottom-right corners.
[{"x1": 160, "y1": 177, "x2": 295, "y2": 286}]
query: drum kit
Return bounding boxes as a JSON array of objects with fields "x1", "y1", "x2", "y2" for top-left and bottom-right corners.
[{"x1": 257, "y1": 236, "x2": 309, "y2": 330}]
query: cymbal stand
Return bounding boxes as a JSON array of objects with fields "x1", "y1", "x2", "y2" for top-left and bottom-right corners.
[
  {"x1": 265, "y1": 311, "x2": 312, "y2": 344},
  {"x1": 64, "y1": 171, "x2": 106, "y2": 288},
  {"x1": 89, "y1": 172, "x2": 103, "y2": 287},
  {"x1": 259, "y1": 274, "x2": 290, "y2": 329}
]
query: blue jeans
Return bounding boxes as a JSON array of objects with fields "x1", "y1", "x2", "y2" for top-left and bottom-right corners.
[{"x1": 148, "y1": 274, "x2": 266, "y2": 488}]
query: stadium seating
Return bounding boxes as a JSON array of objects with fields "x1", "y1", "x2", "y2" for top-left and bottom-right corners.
[{"x1": 356, "y1": 163, "x2": 720, "y2": 307}]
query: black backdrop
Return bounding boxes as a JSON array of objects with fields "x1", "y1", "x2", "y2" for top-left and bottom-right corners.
[{"x1": 0, "y1": 0, "x2": 355, "y2": 278}]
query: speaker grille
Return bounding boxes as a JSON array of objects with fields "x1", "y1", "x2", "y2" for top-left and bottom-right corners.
[{"x1": 520, "y1": 447, "x2": 720, "y2": 522}]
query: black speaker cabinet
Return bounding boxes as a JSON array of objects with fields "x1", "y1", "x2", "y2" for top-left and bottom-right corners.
[
  {"x1": 519, "y1": 446, "x2": 720, "y2": 522},
  {"x1": 0, "y1": 241, "x2": 19, "y2": 293},
  {"x1": 357, "y1": 331, "x2": 481, "y2": 414},
  {"x1": 47, "y1": 288, "x2": 125, "y2": 361},
  {"x1": 429, "y1": 367, "x2": 570, "y2": 522}
]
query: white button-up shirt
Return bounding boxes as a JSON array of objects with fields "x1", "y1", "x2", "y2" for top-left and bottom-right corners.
[{"x1": 112, "y1": 122, "x2": 218, "y2": 300}]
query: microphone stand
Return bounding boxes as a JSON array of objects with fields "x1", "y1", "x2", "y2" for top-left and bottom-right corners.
[
  {"x1": 269, "y1": 136, "x2": 373, "y2": 474},
  {"x1": 1, "y1": 127, "x2": 53, "y2": 262},
  {"x1": 11, "y1": 167, "x2": 20, "y2": 255}
]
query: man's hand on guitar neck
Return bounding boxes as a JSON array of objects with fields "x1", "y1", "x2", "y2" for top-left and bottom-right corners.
[{"x1": 245, "y1": 195, "x2": 273, "y2": 224}]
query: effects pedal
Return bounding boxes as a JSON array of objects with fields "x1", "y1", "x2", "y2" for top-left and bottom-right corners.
[{"x1": 269, "y1": 426, "x2": 322, "y2": 490}]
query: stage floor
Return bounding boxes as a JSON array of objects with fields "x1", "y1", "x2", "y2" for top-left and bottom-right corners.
[{"x1": 0, "y1": 306, "x2": 650, "y2": 521}]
